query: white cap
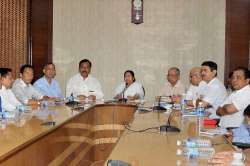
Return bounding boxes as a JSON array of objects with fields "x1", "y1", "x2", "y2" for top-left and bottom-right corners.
[{"x1": 176, "y1": 149, "x2": 183, "y2": 155}]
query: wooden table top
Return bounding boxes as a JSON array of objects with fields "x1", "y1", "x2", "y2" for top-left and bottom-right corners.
[
  {"x1": 0, "y1": 105, "x2": 81, "y2": 160},
  {"x1": 0, "y1": 101, "x2": 234, "y2": 166},
  {"x1": 0, "y1": 101, "x2": 139, "y2": 162},
  {"x1": 106, "y1": 111, "x2": 234, "y2": 166}
]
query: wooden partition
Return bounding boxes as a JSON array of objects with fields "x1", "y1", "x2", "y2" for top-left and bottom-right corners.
[
  {"x1": 0, "y1": 104, "x2": 136, "y2": 166},
  {"x1": 225, "y1": 0, "x2": 250, "y2": 83},
  {"x1": 0, "y1": 0, "x2": 29, "y2": 78}
]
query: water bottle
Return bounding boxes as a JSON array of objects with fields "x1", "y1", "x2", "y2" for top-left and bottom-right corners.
[
  {"x1": 177, "y1": 138, "x2": 212, "y2": 148},
  {"x1": 0, "y1": 96, "x2": 2, "y2": 115},
  {"x1": 196, "y1": 102, "x2": 205, "y2": 116},
  {"x1": 180, "y1": 94, "x2": 186, "y2": 112},
  {"x1": 176, "y1": 147, "x2": 215, "y2": 159},
  {"x1": 196, "y1": 102, "x2": 205, "y2": 134},
  {"x1": 0, "y1": 96, "x2": 6, "y2": 129},
  {"x1": 0, "y1": 96, "x2": 6, "y2": 119},
  {"x1": 231, "y1": 152, "x2": 245, "y2": 166}
]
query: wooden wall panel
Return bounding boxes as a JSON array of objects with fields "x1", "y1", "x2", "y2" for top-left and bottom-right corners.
[
  {"x1": 31, "y1": 0, "x2": 53, "y2": 80},
  {"x1": 0, "y1": 0, "x2": 29, "y2": 78},
  {"x1": 225, "y1": 0, "x2": 250, "y2": 83}
]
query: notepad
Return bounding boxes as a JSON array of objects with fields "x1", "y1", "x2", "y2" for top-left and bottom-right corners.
[{"x1": 200, "y1": 128, "x2": 229, "y2": 136}]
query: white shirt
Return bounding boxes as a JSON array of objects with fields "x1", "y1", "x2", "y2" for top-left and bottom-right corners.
[
  {"x1": 0, "y1": 86, "x2": 22, "y2": 111},
  {"x1": 186, "y1": 81, "x2": 207, "y2": 101},
  {"x1": 219, "y1": 85, "x2": 250, "y2": 128},
  {"x1": 12, "y1": 78, "x2": 44, "y2": 104},
  {"x1": 160, "y1": 80, "x2": 185, "y2": 96},
  {"x1": 203, "y1": 78, "x2": 227, "y2": 119},
  {"x1": 66, "y1": 73, "x2": 104, "y2": 99},
  {"x1": 115, "y1": 82, "x2": 144, "y2": 99}
]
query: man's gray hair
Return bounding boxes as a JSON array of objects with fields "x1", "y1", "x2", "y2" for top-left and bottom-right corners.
[{"x1": 169, "y1": 67, "x2": 180, "y2": 76}]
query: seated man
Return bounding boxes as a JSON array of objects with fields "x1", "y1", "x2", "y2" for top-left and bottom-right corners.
[
  {"x1": 34, "y1": 63, "x2": 63, "y2": 99},
  {"x1": 66, "y1": 59, "x2": 104, "y2": 101},
  {"x1": 159, "y1": 67, "x2": 185, "y2": 102},
  {"x1": 0, "y1": 68, "x2": 22, "y2": 111},
  {"x1": 197, "y1": 61, "x2": 227, "y2": 119},
  {"x1": 12, "y1": 64, "x2": 50, "y2": 105},
  {"x1": 185, "y1": 67, "x2": 207, "y2": 107},
  {"x1": 217, "y1": 67, "x2": 250, "y2": 128}
]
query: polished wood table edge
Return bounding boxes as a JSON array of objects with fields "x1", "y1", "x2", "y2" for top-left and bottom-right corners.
[
  {"x1": 95, "y1": 102, "x2": 138, "y2": 108},
  {"x1": 0, "y1": 103, "x2": 138, "y2": 163},
  {"x1": 0, "y1": 107, "x2": 78, "y2": 162}
]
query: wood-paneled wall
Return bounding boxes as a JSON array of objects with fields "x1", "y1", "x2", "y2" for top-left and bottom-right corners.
[
  {"x1": 31, "y1": 0, "x2": 53, "y2": 80},
  {"x1": 225, "y1": 0, "x2": 250, "y2": 83},
  {"x1": 0, "y1": 0, "x2": 52, "y2": 80},
  {"x1": 0, "y1": 0, "x2": 29, "y2": 78}
]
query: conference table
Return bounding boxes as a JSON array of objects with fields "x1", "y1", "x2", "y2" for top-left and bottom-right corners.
[{"x1": 0, "y1": 101, "x2": 234, "y2": 166}]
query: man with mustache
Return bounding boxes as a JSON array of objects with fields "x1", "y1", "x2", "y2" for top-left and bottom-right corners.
[
  {"x1": 196, "y1": 61, "x2": 227, "y2": 119},
  {"x1": 66, "y1": 59, "x2": 103, "y2": 101},
  {"x1": 217, "y1": 67, "x2": 250, "y2": 128},
  {"x1": 34, "y1": 63, "x2": 63, "y2": 99}
]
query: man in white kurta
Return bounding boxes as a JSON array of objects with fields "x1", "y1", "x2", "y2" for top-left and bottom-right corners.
[
  {"x1": 0, "y1": 68, "x2": 22, "y2": 111},
  {"x1": 217, "y1": 67, "x2": 250, "y2": 128},
  {"x1": 198, "y1": 61, "x2": 227, "y2": 119},
  {"x1": 66, "y1": 59, "x2": 104, "y2": 100},
  {"x1": 186, "y1": 67, "x2": 207, "y2": 106},
  {"x1": 160, "y1": 67, "x2": 185, "y2": 103}
]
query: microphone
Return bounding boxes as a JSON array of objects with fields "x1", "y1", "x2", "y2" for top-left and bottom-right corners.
[
  {"x1": 160, "y1": 110, "x2": 180, "y2": 132},
  {"x1": 118, "y1": 83, "x2": 128, "y2": 102},
  {"x1": 153, "y1": 96, "x2": 167, "y2": 111}
]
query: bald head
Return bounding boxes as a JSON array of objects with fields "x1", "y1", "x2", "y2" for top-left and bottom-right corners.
[{"x1": 189, "y1": 67, "x2": 202, "y2": 86}]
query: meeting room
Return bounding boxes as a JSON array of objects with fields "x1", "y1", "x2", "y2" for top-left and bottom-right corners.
[{"x1": 0, "y1": 0, "x2": 250, "y2": 165}]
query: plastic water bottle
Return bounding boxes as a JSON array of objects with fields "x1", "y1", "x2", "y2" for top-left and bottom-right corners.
[
  {"x1": 0, "y1": 96, "x2": 2, "y2": 114},
  {"x1": 0, "y1": 96, "x2": 6, "y2": 119},
  {"x1": 177, "y1": 138, "x2": 212, "y2": 148},
  {"x1": 0, "y1": 96, "x2": 6, "y2": 129},
  {"x1": 196, "y1": 102, "x2": 205, "y2": 134},
  {"x1": 231, "y1": 152, "x2": 245, "y2": 166},
  {"x1": 176, "y1": 147, "x2": 215, "y2": 159},
  {"x1": 196, "y1": 102, "x2": 205, "y2": 116},
  {"x1": 180, "y1": 94, "x2": 186, "y2": 112}
]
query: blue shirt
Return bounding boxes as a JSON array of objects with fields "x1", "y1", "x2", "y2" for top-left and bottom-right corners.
[
  {"x1": 34, "y1": 76, "x2": 63, "y2": 98},
  {"x1": 232, "y1": 124, "x2": 250, "y2": 143}
]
